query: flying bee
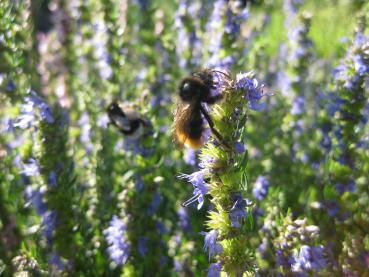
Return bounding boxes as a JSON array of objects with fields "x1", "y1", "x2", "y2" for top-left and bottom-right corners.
[
  {"x1": 107, "y1": 101, "x2": 149, "y2": 139},
  {"x1": 173, "y1": 69, "x2": 231, "y2": 150}
]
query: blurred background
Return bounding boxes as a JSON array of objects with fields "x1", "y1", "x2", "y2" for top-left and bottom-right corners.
[{"x1": 0, "y1": 0, "x2": 368, "y2": 276}]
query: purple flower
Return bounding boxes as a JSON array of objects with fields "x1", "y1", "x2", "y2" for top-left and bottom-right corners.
[
  {"x1": 78, "y1": 113, "x2": 93, "y2": 154},
  {"x1": 1, "y1": 118, "x2": 15, "y2": 133},
  {"x1": 147, "y1": 191, "x2": 162, "y2": 215},
  {"x1": 354, "y1": 33, "x2": 366, "y2": 46},
  {"x1": 39, "y1": 102, "x2": 54, "y2": 123},
  {"x1": 27, "y1": 91, "x2": 44, "y2": 106},
  {"x1": 156, "y1": 220, "x2": 167, "y2": 234},
  {"x1": 91, "y1": 20, "x2": 112, "y2": 79},
  {"x1": 178, "y1": 207, "x2": 191, "y2": 232},
  {"x1": 104, "y1": 215, "x2": 130, "y2": 265},
  {"x1": 14, "y1": 111, "x2": 36, "y2": 129},
  {"x1": 206, "y1": 0, "x2": 226, "y2": 54},
  {"x1": 284, "y1": 0, "x2": 304, "y2": 16},
  {"x1": 225, "y1": 9, "x2": 238, "y2": 35},
  {"x1": 48, "y1": 252, "x2": 67, "y2": 271},
  {"x1": 21, "y1": 159, "x2": 40, "y2": 177},
  {"x1": 291, "y1": 96, "x2": 305, "y2": 115},
  {"x1": 215, "y1": 55, "x2": 235, "y2": 70},
  {"x1": 252, "y1": 176, "x2": 269, "y2": 201},
  {"x1": 320, "y1": 135, "x2": 332, "y2": 152},
  {"x1": 333, "y1": 126, "x2": 343, "y2": 140},
  {"x1": 138, "y1": 237, "x2": 148, "y2": 257},
  {"x1": 6, "y1": 80, "x2": 16, "y2": 92},
  {"x1": 48, "y1": 171, "x2": 57, "y2": 187},
  {"x1": 229, "y1": 195, "x2": 248, "y2": 228},
  {"x1": 183, "y1": 148, "x2": 197, "y2": 166},
  {"x1": 333, "y1": 64, "x2": 348, "y2": 82},
  {"x1": 293, "y1": 245, "x2": 326, "y2": 271},
  {"x1": 234, "y1": 142, "x2": 246, "y2": 153},
  {"x1": 276, "y1": 249, "x2": 295, "y2": 267},
  {"x1": 235, "y1": 73, "x2": 255, "y2": 90},
  {"x1": 174, "y1": 259, "x2": 183, "y2": 272},
  {"x1": 205, "y1": 0, "x2": 227, "y2": 68},
  {"x1": 42, "y1": 210, "x2": 57, "y2": 241},
  {"x1": 277, "y1": 69, "x2": 292, "y2": 97},
  {"x1": 225, "y1": 5, "x2": 249, "y2": 36},
  {"x1": 258, "y1": 238, "x2": 269, "y2": 258},
  {"x1": 122, "y1": 137, "x2": 154, "y2": 157},
  {"x1": 353, "y1": 54, "x2": 368, "y2": 76},
  {"x1": 235, "y1": 73, "x2": 269, "y2": 111},
  {"x1": 14, "y1": 92, "x2": 54, "y2": 128},
  {"x1": 97, "y1": 114, "x2": 109, "y2": 129},
  {"x1": 325, "y1": 200, "x2": 340, "y2": 217},
  {"x1": 359, "y1": 251, "x2": 369, "y2": 267},
  {"x1": 201, "y1": 230, "x2": 223, "y2": 259},
  {"x1": 198, "y1": 155, "x2": 215, "y2": 170},
  {"x1": 335, "y1": 178, "x2": 356, "y2": 194},
  {"x1": 24, "y1": 178, "x2": 58, "y2": 244},
  {"x1": 24, "y1": 186, "x2": 48, "y2": 215},
  {"x1": 208, "y1": 262, "x2": 222, "y2": 277},
  {"x1": 135, "y1": 174, "x2": 144, "y2": 192},
  {"x1": 333, "y1": 33, "x2": 368, "y2": 90},
  {"x1": 287, "y1": 18, "x2": 314, "y2": 62},
  {"x1": 179, "y1": 170, "x2": 209, "y2": 209},
  {"x1": 173, "y1": 0, "x2": 204, "y2": 68}
]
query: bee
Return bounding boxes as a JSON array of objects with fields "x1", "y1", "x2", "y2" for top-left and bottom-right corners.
[
  {"x1": 107, "y1": 101, "x2": 149, "y2": 139},
  {"x1": 173, "y1": 69, "x2": 231, "y2": 150}
]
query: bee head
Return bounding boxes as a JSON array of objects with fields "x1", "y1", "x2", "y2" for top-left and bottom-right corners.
[
  {"x1": 107, "y1": 102, "x2": 124, "y2": 116},
  {"x1": 179, "y1": 77, "x2": 209, "y2": 102}
]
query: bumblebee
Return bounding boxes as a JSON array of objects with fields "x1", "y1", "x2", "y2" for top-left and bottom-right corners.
[
  {"x1": 173, "y1": 69, "x2": 230, "y2": 150},
  {"x1": 107, "y1": 101, "x2": 149, "y2": 139}
]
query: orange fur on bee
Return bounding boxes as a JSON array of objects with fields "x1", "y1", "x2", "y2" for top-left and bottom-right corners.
[{"x1": 175, "y1": 129, "x2": 204, "y2": 149}]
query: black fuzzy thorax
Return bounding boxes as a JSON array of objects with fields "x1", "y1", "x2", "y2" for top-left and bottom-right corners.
[{"x1": 107, "y1": 103, "x2": 142, "y2": 135}]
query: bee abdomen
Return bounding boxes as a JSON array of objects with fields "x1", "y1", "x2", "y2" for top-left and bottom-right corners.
[
  {"x1": 176, "y1": 113, "x2": 205, "y2": 149},
  {"x1": 187, "y1": 117, "x2": 203, "y2": 139}
]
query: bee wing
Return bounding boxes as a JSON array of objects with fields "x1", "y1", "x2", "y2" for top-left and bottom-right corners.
[
  {"x1": 111, "y1": 114, "x2": 131, "y2": 131},
  {"x1": 172, "y1": 100, "x2": 193, "y2": 148}
]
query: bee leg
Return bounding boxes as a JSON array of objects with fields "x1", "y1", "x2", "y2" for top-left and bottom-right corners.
[
  {"x1": 206, "y1": 94, "x2": 223, "y2": 104},
  {"x1": 199, "y1": 105, "x2": 232, "y2": 150},
  {"x1": 211, "y1": 70, "x2": 231, "y2": 79}
]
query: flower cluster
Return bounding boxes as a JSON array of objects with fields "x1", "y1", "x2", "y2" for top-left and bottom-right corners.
[
  {"x1": 14, "y1": 100, "x2": 75, "y2": 271},
  {"x1": 104, "y1": 215, "x2": 130, "y2": 265},
  {"x1": 177, "y1": 70, "x2": 269, "y2": 275},
  {"x1": 14, "y1": 91, "x2": 54, "y2": 129},
  {"x1": 205, "y1": 0, "x2": 249, "y2": 70},
  {"x1": 252, "y1": 176, "x2": 270, "y2": 201},
  {"x1": 272, "y1": 217, "x2": 329, "y2": 275},
  {"x1": 173, "y1": 0, "x2": 203, "y2": 68},
  {"x1": 23, "y1": 167, "x2": 57, "y2": 243},
  {"x1": 331, "y1": 31, "x2": 369, "y2": 166},
  {"x1": 235, "y1": 73, "x2": 269, "y2": 111},
  {"x1": 2, "y1": 0, "x2": 369, "y2": 275}
]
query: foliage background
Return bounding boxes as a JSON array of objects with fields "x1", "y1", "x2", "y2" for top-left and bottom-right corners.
[{"x1": 0, "y1": 0, "x2": 368, "y2": 276}]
